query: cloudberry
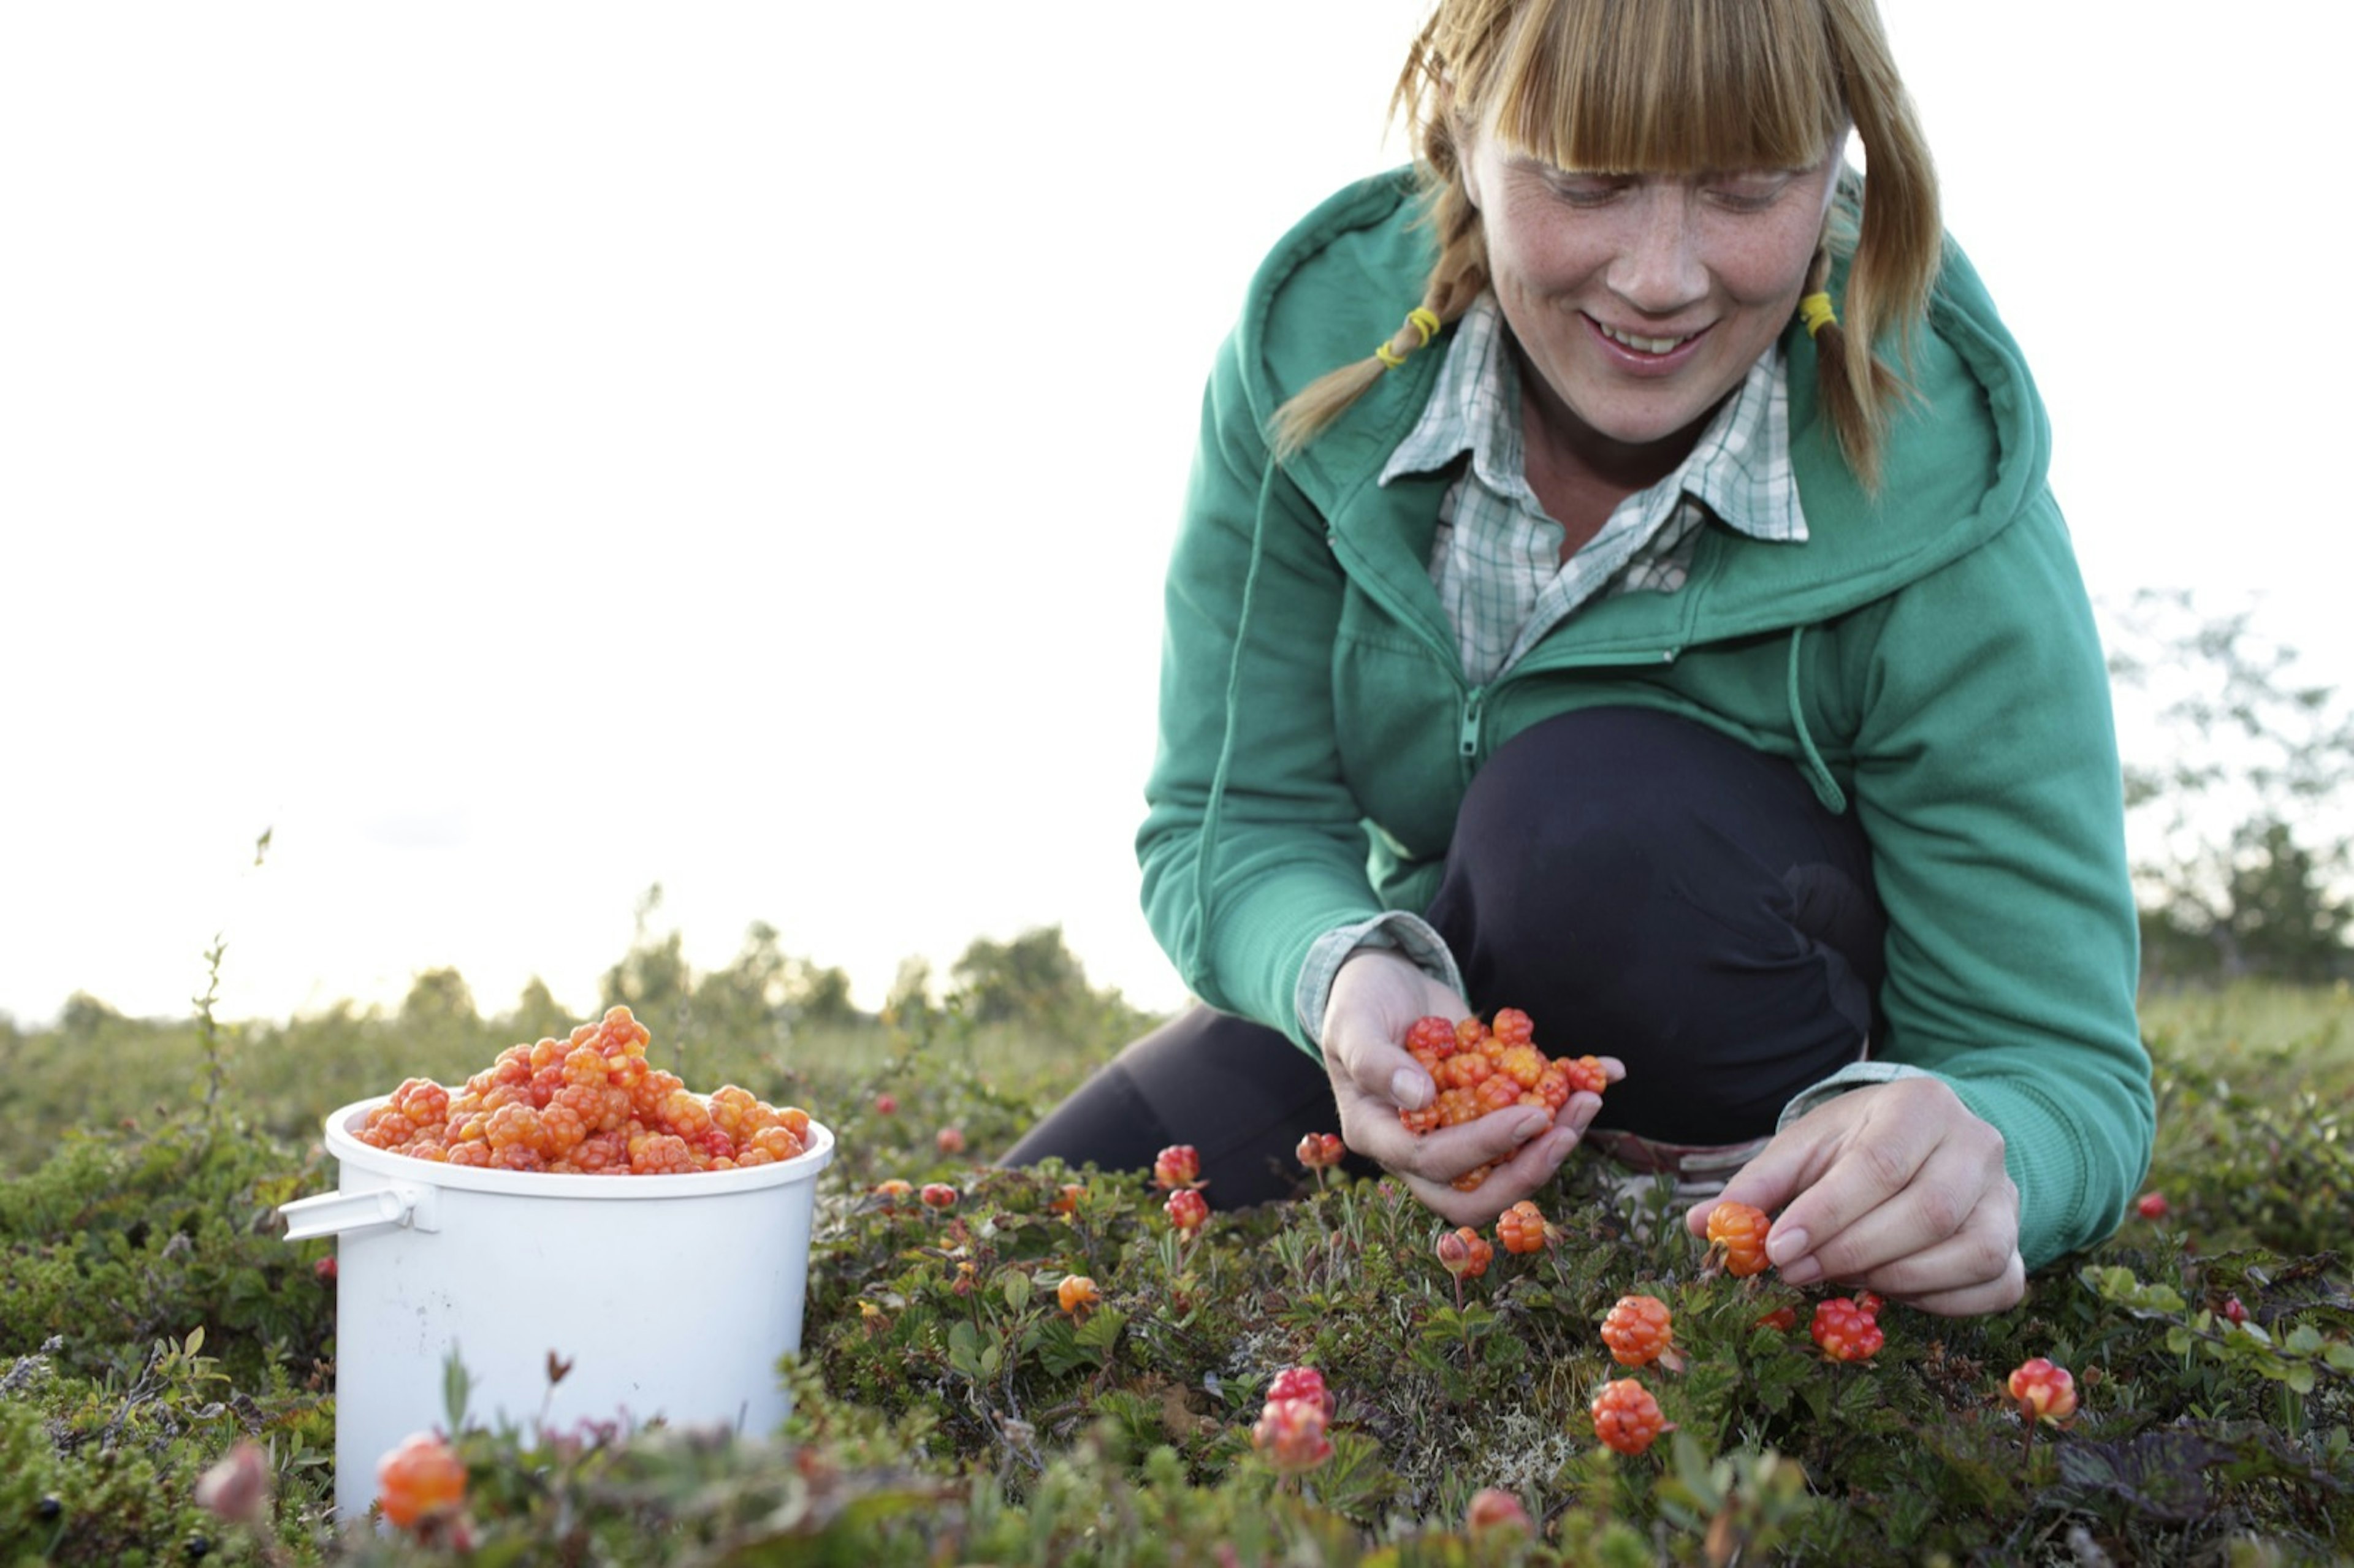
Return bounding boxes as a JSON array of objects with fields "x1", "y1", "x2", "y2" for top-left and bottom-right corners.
[
  {"x1": 1266, "y1": 1366, "x2": 1336, "y2": 1418},
  {"x1": 2223, "y1": 1296, "x2": 2249, "y2": 1325},
  {"x1": 1251, "y1": 1392, "x2": 1333, "y2": 1474},
  {"x1": 1754, "y1": 1305, "x2": 1799, "y2": 1333},
  {"x1": 1406, "y1": 1016, "x2": 1460, "y2": 1059},
  {"x1": 1466, "y1": 1487, "x2": 1532, "y2": 1536},
  {"x1": 873, "y1": 1092, "x2": 897, "y2": 1115},
  {"x1": 1490, "y1": 1008, "x2": 1535, "y2": 1049},
  {"x1": 1049, "y1": 1182, "x2": 1084, "y2": 1215},
  {"x1": 920, "y1": 1183, "x2": 959, "y2": 1211},
  {"x1": 1600, "y1": 1295, "x2": 1674, "y2": 1368},
  {"x1": 1496, "y1": 1201, "x2": 1550, "y2": 1255},
  {"x1": 2008, "y1": 1357, "x2": 2078, "y2": 1423},
  {"x1": 1165, "y1": 1189, "x2": 1209, "y2": 1232},
  {"x1": 1810, "y1": 1298, "x2": 1885, "y2": 1362},
  {"x1": 1057, "y1": 1275, "x2": 1100, "y2": 1315},
  {"x1": 376, "y1": 1432, "x2": 465, "y2": 1528},
  {"x1": 1705, "y1": 1201, "x2": 1772, "y2": 1277},
  {"x1": 1590, "y1": 1379, "x2": 1666, "y2": 1456},
  {"x1": 937, "y1": 1126, "x2": 967, "y2": 1155},
  {"x1": 872, "y1": 1179, "x2": 914, "y2": 1206},
  {"x1": 2136, "y1": 1190, "x2": 2169, "y2": 1220},
  {"x1": 1296, "y1": 1132, "x2": 1345, "y2": 1170},
  {"x1": 1153, "y1": 1144, "x2": 1203, "y2": 1191}
]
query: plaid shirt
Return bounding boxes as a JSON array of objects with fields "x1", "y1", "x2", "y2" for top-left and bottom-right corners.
[
  {"x1": 1299, "y1": 293, "x2": 1812, "y2": 1043},
  {"x1": 1389, "y1": 293, "x2": 1807, "y2": 684}
]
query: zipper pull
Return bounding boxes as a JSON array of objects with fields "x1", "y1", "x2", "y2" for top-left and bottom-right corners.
[{"x1": 1458, "y1": 688, "x2": 1485, "y2": 760}]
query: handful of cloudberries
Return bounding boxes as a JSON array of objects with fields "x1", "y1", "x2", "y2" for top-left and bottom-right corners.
[
  {"x1": 355, "y1": 1005, "x2": 814, "y2": 1175},
  {"x1": 1399, "y1": 1009, "x2": 1607, "y2": 1191}
]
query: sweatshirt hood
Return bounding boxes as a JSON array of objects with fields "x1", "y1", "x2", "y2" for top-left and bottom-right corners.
[{"x1": 1229, "y1": 169, "x2": 2056, "y2": 644}]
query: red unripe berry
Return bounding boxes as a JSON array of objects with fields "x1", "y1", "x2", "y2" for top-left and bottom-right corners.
[
  {"x1": 873, "y1": 1092, "x2": 897, "y2": 1115},
  {"x1": 1251, "y1": 1391, "x2": 1333, "y2": 1474},
  {"x1": 919, "y1": 1182, "x2": 959, "y2": 1210},
  {"x1": 1705, "y1": 1201, "x2": 1773, "y2": 1277},
  {"x1": 1296, "y1": 1132, "x2": 1346, "y2": 1170},
  {"x1": 2008, "y1": 1357, "x2": 2078, "y2": 1423},
  {"x1": 2223, "y1": 1296, "x2": 2249, "y2": 1325},
  {"x1": 1810, "y1": 1298, "x2": 1885, "y2": 1362},
  {"x1": 1405, "y1": 1016, "x2": 1460, "y2": 1059},
  {"x1": 1165, "y1": 1188, "x2": 1209, "y2": 1231},
  {"x1": 1754, "y1": 1305, "x2": 1799, "y2": 1333},
  {"x1": 1600, "y1": 1295, "x2": 1675, "y2": 1368},
  {"x1": 1265, "y1": 1366, "x2": 1336, "y2": 1418},
  {"x1": 1465, "y1": 1487, "x2": 1532, "y2": 1536},
  {"x1": 1153, "y1": 1144, "x2": 1203, "y2": 1191},
  {"x1": 2136, "y1": 1190, "x2": 2170, "y2": 1220},
  {"x1": 1057, "y1": 1275, "x2": 1100, "y2": 1315},
  {"x1": 314, "y1": 1255, "x2": 338, "y2": 1284},
  {"x1": 1435, "y1": 1227, "x2": 1493, "y2": 1280},
  {"x1": 376, "y1": 1432, "x2": 466, "y2": 1528},
  {"x1": 1590, "y1": 1379, "x2": 1666, "y2": 1456},
  {"x1": 936, "y1": 1126, "x2": 966, "y2": 1155}
]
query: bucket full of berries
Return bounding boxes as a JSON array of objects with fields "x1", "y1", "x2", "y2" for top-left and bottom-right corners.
[{"x1": 278, "y1": 1007, "x2": 835, "y2": 1521}]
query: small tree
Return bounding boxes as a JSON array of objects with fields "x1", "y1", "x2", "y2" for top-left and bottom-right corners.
[{"x1": 2108, "y1": 590, "x2": 2353, "y2": 984}]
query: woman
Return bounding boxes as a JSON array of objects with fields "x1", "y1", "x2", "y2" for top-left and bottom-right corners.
[{"x1": 1007, "y1": 0, "x2": 2152, "y2": 1317}]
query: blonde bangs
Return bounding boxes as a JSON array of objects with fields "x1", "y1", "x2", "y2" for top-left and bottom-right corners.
[{"x1": 1485, "y1": 0, "x2": 1848, "y2": 175}]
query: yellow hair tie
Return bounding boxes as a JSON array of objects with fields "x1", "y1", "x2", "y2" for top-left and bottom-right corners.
[
  {"x1": 1376, "y1": 306, "x2": 1446, "y2": 370},
  {"x1": 1798, "y1": 292, "x2": 1837, "y2": 338}
]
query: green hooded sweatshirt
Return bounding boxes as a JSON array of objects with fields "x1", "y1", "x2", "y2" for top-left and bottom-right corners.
[{"x1": 1137, "y1": 170, "x2": 2153, "y2": 1268}]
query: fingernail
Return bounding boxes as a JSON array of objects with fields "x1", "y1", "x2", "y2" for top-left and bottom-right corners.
[
  {"x1": 1392, "y1": 1069, "x2": 1430, "y2": 1109},
  {"x1": 1767, "y1": 1227, "x2": 1810, "y2": 1266},
  {"x1": 1778, "y1": 1255, "x2": 1823, "y2": 1286}
]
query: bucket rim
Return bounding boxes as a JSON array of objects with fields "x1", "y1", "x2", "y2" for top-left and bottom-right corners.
[{"x1": 319, "y1": 1096, "x2": 836, "y2": 1198}]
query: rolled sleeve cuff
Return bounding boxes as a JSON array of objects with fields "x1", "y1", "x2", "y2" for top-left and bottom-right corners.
[
  {"x1": 1776, "y1": 1060, "x2": 1940, "y2": 1131},
  {"x1": 1295, "y1": 913, "x2": 1465, "y2": 1051}
]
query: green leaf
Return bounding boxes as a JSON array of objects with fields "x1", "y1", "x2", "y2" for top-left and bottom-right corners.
[{"x1": 1001, "y1": 1271, "x2": 1032, "y2": 1312}]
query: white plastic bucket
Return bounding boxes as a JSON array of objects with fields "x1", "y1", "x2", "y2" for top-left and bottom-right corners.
[{"x1": 280, "y1": 1097, "x2": 835, "y2": 1521}]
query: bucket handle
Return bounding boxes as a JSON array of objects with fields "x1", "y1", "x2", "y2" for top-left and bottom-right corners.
[{"x1": 280, "y1": 1184, "x2": 442, "y2": 1241}]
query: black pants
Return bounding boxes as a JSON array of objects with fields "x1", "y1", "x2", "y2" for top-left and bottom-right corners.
[{"x1": 1003, "y1": 707, "x2": 1885, "y2": 1206}]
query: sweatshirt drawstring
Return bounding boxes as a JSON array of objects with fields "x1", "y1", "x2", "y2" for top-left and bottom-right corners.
[{"x1": 1785, "y1": 625, "x2": 1848, "y2": 815}]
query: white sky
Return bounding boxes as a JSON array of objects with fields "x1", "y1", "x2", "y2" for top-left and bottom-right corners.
[{"x1": 3, "y1": 3, "x2": 2344, "y2": 1029}]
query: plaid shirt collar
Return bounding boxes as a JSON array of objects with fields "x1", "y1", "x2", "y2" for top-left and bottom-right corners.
[{"x1": 1378, "y1": 293, "x2": 1806, "y2": 545}]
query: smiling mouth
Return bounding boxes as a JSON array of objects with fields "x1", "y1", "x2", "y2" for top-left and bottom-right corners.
[{"x1": 1595, "y1": 320, "x2": 1702, "y2": 355}]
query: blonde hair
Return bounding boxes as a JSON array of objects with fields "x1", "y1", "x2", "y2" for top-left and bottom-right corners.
[{"x1": 1271, "y1": 0, "x2": 1941, "y2": 490}]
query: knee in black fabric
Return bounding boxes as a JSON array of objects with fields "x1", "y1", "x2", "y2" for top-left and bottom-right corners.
[{"x1": 1428, "y1": 707, "x2": 1884, "y2": 1145}]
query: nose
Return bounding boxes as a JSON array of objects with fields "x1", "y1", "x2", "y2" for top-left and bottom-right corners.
[{"x1": 1606, "y1": 185, "x2": 1707, "y2": 318}]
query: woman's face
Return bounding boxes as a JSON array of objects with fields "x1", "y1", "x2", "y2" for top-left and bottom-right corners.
[{"x1": 1462, "y1": 124, "x2": 1843, "y2": 472}]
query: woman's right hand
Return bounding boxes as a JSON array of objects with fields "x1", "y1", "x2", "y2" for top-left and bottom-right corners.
[{"x1": 1321, "y1": 949, "x2": 1617, "y2": 1227}]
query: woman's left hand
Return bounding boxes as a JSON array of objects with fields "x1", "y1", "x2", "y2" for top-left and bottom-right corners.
[{"x1": 1683, "y1": 1077, "x2": 2025, "y2": 1317}]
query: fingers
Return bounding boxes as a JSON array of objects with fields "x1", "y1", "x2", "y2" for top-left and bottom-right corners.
[
  {"x1": 1880, "y1": 1246, "x2": 2027, "y2": 1319},
  {"x1": 1769, "y1": 1133, "x2": 1997, "y2": 1285}
]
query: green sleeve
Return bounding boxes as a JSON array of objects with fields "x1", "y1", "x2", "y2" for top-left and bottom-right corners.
[
  {"x1": 1839, "y1": 490, "x2": 2155, "y2": 1267},
  {"x1": 1133, "y1": 333, "x2": 1391, "y2": 1053}
]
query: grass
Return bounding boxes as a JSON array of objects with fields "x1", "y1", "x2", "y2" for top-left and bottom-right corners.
[{"x1": 3, "y1": 978, "x2": 2353, "y2": 1564}]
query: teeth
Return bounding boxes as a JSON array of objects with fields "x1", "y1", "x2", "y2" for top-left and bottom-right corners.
[{"x1": 1601, "y1": 324, "x2": 1688, "y2": 354}]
